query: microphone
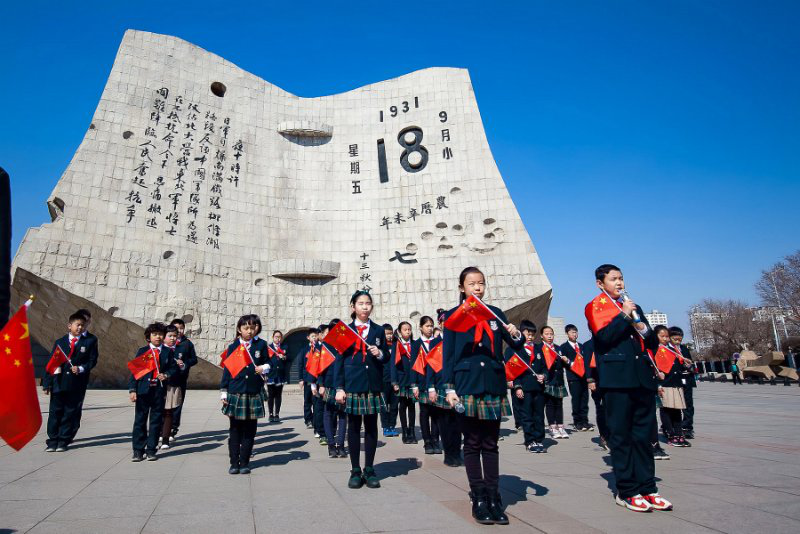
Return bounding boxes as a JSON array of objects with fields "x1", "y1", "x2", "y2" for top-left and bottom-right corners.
[{"x1": 618, "y1": 289, "x2": 641, "y2": 322}]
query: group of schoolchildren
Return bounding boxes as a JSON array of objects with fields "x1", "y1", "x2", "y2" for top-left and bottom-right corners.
[{"x1": 40, "y1": 262, "x2": 701, "y2": 524}]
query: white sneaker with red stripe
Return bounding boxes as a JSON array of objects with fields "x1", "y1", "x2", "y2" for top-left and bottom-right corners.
[
  {"x1": 615, "y1": 494, "x2": 652, "y2": 512},
  {"x1": 642, "y1": 493, "x2": 673, "y2": 511}
]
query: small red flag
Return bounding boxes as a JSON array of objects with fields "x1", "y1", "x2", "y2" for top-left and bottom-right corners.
[
  {"x1": 394, "y1": 341, "x2": 410, "y2": 365},
  {"x1": 570, "y1": 354, "x2": 586, "y2": 378},
  {"x1": 654, "y1": 346, "x2": 676, "y2": 375},
  {"x1": 223, "y1": 345, "x2": 251, "y2": 378},
  {"x1": 411, "y1": 346, "x2": 427, "y2": 375},
  {"x1": 127, "y1": 349, "x2": 157, "y2": 380},
  {"x1": 323, "y1": 320, "x2": 362, "y2": 354},
  {"x1": 585, "y1": 292, "x2": 622, "y2": 334},
  {"x1": 0, "y1": 301, "x2": 43, "y2": 451},
  {"x1": 426, "y1": 343, "x2": 443, "y2": 373},
  {"x1": 45, "y1": 345, "x2": 69, "y2": 375},
  {"x1": 505, "y1": 354, "x2": 528, "y2": 381},
  {"x1": 443, "y1": 295, "x2": 497, "y2": 333},
  {"x1": 218, "y1": 348, "x2": 228, "y2": 366},
  {"x1": 305, "y1": 348, "x2": 322, "y2": 378},
  {"x1": 317, "y1": 345, "x2": 337, "y2": 376},
  {"x1": 542, "y1": 344, "x2": 557, "y2": 370},
  {"x1": 590, "y1": 352, "x2": 596, "y2": 368}
]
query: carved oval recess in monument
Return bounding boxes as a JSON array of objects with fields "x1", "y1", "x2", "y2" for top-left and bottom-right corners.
[
  {"x1": 210, "y1": 81, "x2": 227, "y2": 97},
  {"x1": 269, "y1": 258, "x2": 340, "y2": 280},
  {"x1": 483, "y1": 218, "x2": 496, "y2": 225},
  {"x1": 421, "y1": 231, "x2": 434, "y2": 240},
  {"x1": 278, "y1": 120, "x2": 333, "y2": 138},
  {"x1": 122, "y1": 130, "x2": 133, "y2": 139},
  {"x1": 162, "y1": 250, "x2": 175, "y2": 259},
  {"x1": 406, "y1": 243, "x2": 418, "y2": 253}
]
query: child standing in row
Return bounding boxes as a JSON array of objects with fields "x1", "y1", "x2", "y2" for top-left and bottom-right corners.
[
  {"x1": 267, "y1": 330, "x2": 288, "y2": 423},
  {"x1": 508, "y1": 320, "x2": 547, "y2": 453},
  {"x1": 159, "y1": 324, "x2": 185, "y2": 450},
  {"x1": 391, "y1": 321, "x2": 418, "y2": 444},
  {"x1": 541, "y1": 326, "x2": 569, "y2": 439},
  {"x1": 381, "y1": 324, "x2": 400, "y2": 437},
  {"x1": 220, "y1": 314, "x2": 270, "y2": 474},
  {"x1": 334, "y1": 291, "x2": 389, "y2": 489}
]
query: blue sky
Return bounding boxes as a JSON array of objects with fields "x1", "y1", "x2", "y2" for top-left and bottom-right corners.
[{"x1": 2, "y1": 1, "x2": 798, "y2": 338}]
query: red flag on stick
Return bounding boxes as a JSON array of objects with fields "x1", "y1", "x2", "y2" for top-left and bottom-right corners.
[
  {"x1": 542, "y1": 344, "x2": 558, "y2": 370},
  {"x1": 45, "y1": 345, "x2": 70, "y2": 375},
  {"x1": 305, "y1": 348, "x2": 322, "y2": 378},
  {"x1": 570, "y1": 355, "x2": 586, "y2": 378},
  {"x1": 323, "y1": 320, "x2": 363, "y2": 354},
  {"x1": 411, "y1": 346, "x2": 426, "y2": 375},
  {"x1": 426, "y1": 343, "x2": 443, "y2": 373},
  {"x1": 505, "y1": 354, "x2": 528, "y2": 381},
  {"x1": 127, "y1": 349, "x2": 157, "y2": 380},
  {"x1": 654, "y1": 346, "x2": 676, "y2": 375},
  {"x1": 394, "y1": 341, "x2": 411, "y2": 365},
  {"x1": 317, "y1": 345, "x2": 337, "y2": 376},
  {"x1": 0, "y1": 299, "x2": 42, "y2": 451},
  {"x1": 585, "y1": 292, "x2": 620, "y2": 334},
  {"x1": 443, "y1": 295, "x2": 497, "y2": 332},
  {"x1": 222, "y1": 344, "x2": 251, "y2": 378}
]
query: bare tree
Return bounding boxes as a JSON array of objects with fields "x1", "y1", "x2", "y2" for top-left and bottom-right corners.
[
  {"x1": 755, "y1": 250, "x2": 800, "y2": 327},
  {"x1": 691, "y1": 299, "x2": 774, "y2": 359}
]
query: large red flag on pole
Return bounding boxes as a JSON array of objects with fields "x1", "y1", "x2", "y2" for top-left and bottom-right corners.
[
  {"x1": 443, "y1": 294, "x2": 497, "y2": 332},
  {"x1": 323, "y1": 320, "x2": 363, "y2": 354},
  {"x1": 0, "y1": 299, "x2": 42, "y2": 451}
]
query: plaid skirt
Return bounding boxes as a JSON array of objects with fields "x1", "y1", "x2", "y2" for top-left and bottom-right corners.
[
  {"x1": 430, "y1": 388, "x2": 452, "y2": 410},
  {"x1": 221, "y1": 390, "x2": 267, "y2": 420},
  {"x1": 461, "y1": 394, "x2": 511, "y2": 421},
  {"x1": 397, "y1": 385, "x2": 417, "y2": 400},
  {"x1": 345, "y1": 392, "x2": 385, "y2": 415},
  {"x1": 322, "y1": 387, "x2": 337, "y2": 405},
  {"x1": 545, "y1": 384, "x2": 569, "y2": 399}
]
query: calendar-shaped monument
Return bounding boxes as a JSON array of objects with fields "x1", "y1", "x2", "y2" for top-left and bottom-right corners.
[{"x1": 12, "y1": 30, "x2": 552, "y2": 381}]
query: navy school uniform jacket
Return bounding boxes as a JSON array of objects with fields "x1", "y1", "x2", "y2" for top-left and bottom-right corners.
[
  {"x1": 678, "y1": 344, "x2": 697, "y2": 388},
  {"x1": 505, "y1": 342, "x2": 547, "y2": 392},
  {"x1": 591, "y1": 303, "x2": 658, "y2": 391},
  {"x1": 168, "y1": 337, "x2": 198, "y2": 387},
  {"x1": 390, "y1": 338, "x2": 417, "y2": 388},
  {"x1": 267, "y1": 342, "x2": 289, "y2": 383},
  {"x1": 128, "y1": 345, "x2": 179, "y2": 395},
  {"x1": 219, "y1": 338, "x2": 269, "y2": 395},
  {"x1": 541, "y1": 343, "x2": 566, "y2": 389},
  {"x1": 560, "y1": 340, "x2": 588, "y2": 382},
  {"x1": 583, "y1": 338, "x2": 600, "y2": 386},
  {"x1": 43, "y1": 334, "x2": 100, "y2": 393},
  {"x1": 656, "y1": 347, "x2": 685, "y2": 389},
  {"x1": 419, "y1": 336, "x2": 444, "y2": 392},
  {"x1": 333, "y1": 320, "x2": 389, "y2": 394},
  {"x1": 440, "y1": 304, "x2": 525, "y2": 396}
]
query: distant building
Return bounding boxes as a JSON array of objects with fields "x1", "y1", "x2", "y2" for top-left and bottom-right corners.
[{"x1": 645, "y1": 309, "x2": 669, "y2": 328}]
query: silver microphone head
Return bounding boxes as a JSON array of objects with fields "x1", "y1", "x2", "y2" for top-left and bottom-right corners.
[{"x1": 618, "y1": 289, "x2": 630, "y2": 301}]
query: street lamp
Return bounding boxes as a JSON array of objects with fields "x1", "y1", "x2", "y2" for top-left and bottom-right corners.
[{"x1": 769, "y1": 265, "x2": 790, "y2": 341}]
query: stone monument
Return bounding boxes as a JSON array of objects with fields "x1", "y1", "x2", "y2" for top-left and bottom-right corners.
[{"x1": 12, "y1": 30, "x2": 552, "y2": 385}]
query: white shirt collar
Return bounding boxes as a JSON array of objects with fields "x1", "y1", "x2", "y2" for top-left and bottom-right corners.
[
  {"x1": 69, "y1": 334, "x2": 80, "y2": 343},
  {"x1": 149, "y1": 343, "x2": 162, "y2": 351},
  {"x1": 239, "y1": 337, "x2": 252, "y2": 347}
]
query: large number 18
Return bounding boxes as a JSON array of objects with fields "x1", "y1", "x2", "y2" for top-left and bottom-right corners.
[{"x1": 397, "y1": 126, "x2": 428, "y2": 173}]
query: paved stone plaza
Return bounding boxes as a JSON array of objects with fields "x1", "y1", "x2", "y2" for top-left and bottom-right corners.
[{"x1": 1, "y1": 382, "x2": 798, "y2": 533}]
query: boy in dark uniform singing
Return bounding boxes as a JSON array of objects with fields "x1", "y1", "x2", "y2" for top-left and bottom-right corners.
[{"x1": 584, "y1": 264, "x2": 672, "y2": 512}]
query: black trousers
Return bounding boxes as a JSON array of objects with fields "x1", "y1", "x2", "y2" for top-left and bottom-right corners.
[
  {"x1": 46, "y1": 389, "x2": 84, "y2": 447},
  {"x1": 681, "y1": 386, "x2": 694, "y2": 432},
  {"x1": 518, "y1": 389, "x2": 545, "y2": 445},
  {"x1": 438, "y1": 407, "x2": 462, "y2": 460},
  {"x1": 132, "y1": 387, "x2": 166, "y2": 454},
  {"x1": 65, "y1": 386, "x2": 88, "y2": 443},
  {"x1": 228, "y1": 418, "x2": 257, "y2": 468},
  {"x1": 302, "y1": 384, "x2": 314, "y2": 424},
  {"x1": 545, "y1": 395, "x2": 564, "y2": 425},
  {"x1": 347, "y1": 413, "x2": 378, "y2": 469},
  {"x1": 171, "y1": 381, "x2": 188, "y2": 431},
  {"x1": 313, "y1": 395, "x2": 325, "y2": 434},
  {"x1": 732, "y1": 372, "x2": 742, "y2": 385},
  {"x1": 591, "y1": 388, "x2": 609, "y2": 439},
  {"x1": 380, "y1": 381, "x2": 399, "y2": 429},
  {"x1": 398, "y1": 396, "x2": 416, "y2": 434},
  {"x1": 511, "y1": 391, "x2": 523, "y2": 428},
  {"x1": 267, "y1": 384, "x2": 283, "y2": 416},
  {"x1": 323, "y1": 401, "x2": 347, "y2": 447},
  {"x1": 567, "y1": 379, "x2": 590, "y2": 426},
  {"x1": 458, "y1": 415, "x2": 501, "y2": 493},
  {"x1": 419, "y1": 403, "x2": 440, "y2": 443},
  {"x1": 603, "y1": 387, "x2": 658, "y2": 498},
  {"x1": 659, "y1": 407, "x2": 683, "y2": 438}
]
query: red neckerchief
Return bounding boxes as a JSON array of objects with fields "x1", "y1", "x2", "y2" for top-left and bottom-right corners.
[{"x1": 474, "y1": 320, "x2": 495, "y2": 352}]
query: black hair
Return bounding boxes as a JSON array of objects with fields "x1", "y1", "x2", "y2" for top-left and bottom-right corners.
[
  {"x1": 565, "y1": 323, "x2": 577, "y2": 333},
  {"x1": 350, "y1": 290, "x2": 373, "y2": 319},
  {"x1": 458, "y1": 266, "x2": 485, "y2": 302},
  {"x1": 396, "y1": 321, "x2": 413, "y2": 341},
  {"x1": 520, "y1": 320, "x2": 537, "y2": 334},
  {"x1": 540, "y1": 325, "x2": 554, "y2": 334},
  {"x1": 382, "y1": 323, "x2": 393, "y2": 331},
  {"x1": 171, "y1": 318, "x2": 186, "y2": 327},
  {"x1": 165, "y1": 324, "x2": 179, "y2": 334},
  {"x1": 595, "y1": 264, "x2": 621, "y2": 281},
  {"x1": 328, "y1": 320, "x2": 340, "y2": 331},
  {"x1": 144, "y1": 322, "x2": 167, "y2": 340},
  {"x1": 75, "y1": 308, "x2": 91, "y2": 321},
  {"x1": 307, "y1": 328, "x2": 320, "y2": 336},
  {"x1": 668, "y1": 326, "x2": 684, "y2": 337},
  {"x1": 235, "y1": 314, "x2": 262, "y2": 339},
  {"x1": 419, "y1": 315, "x2": 434, "y2": 328},
  {"x1": 68, "y1": 312, "x2": 86, "y2": 324},
  {"x1": 272, "y1": 330, "x2": 283, "y2": 337},
  {"x1": 654, "y1": 325, "x2": 669, "y2": 336}
]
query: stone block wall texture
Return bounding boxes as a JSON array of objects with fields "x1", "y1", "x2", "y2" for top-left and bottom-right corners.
[{"x1": 12, "y1": 30, "x2": 552, "y2": 369}]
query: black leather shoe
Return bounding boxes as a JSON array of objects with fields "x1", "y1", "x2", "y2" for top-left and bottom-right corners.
[
  {"x1": 443, "y1": 456, "x2": 459, "y2": 467},
  {"x1": 348, "y1": 468, "x2": 365, "y2": 489},
  {"x1": 433, "y1": 441, "x2": 443, "y2": 454},
  {"x1": 410, "y1": 433, "x2": 418, "y2": 444},
  {"x1": 328, "y1": 446, "x2": 337, "y2": 458},
  {"x1": 131, "y1": 452, "x2": 144, "y2": 462},
  {"x1": 470, "y1": 490, "x2": 494, "y2": 525},
  {"x1": 401, "y1": 431, "x2": 410, "y2": 444},
  {"x1": 488, "y1": 491, "x2": 510, "y2": 524},
  {"x1": 424, "y1": 441, "x2": 435, "y2": 454},
  {"x1": 228, "y1": 466, "x2": 240, "y2": 475},
  {"x1": 363, "y1": 466, "x2": 381, "y2": 489},
  {"x1": 238, "y1": 466, "x2": 251, "y2": 475}
]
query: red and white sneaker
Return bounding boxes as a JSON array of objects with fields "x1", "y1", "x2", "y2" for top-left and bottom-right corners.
[
  {"x1": 615, "y1": 494, "x2": 652, "y2": 512},
  {"x1": 642, "y1": 493, "x2": 673, "y2": 511}
]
